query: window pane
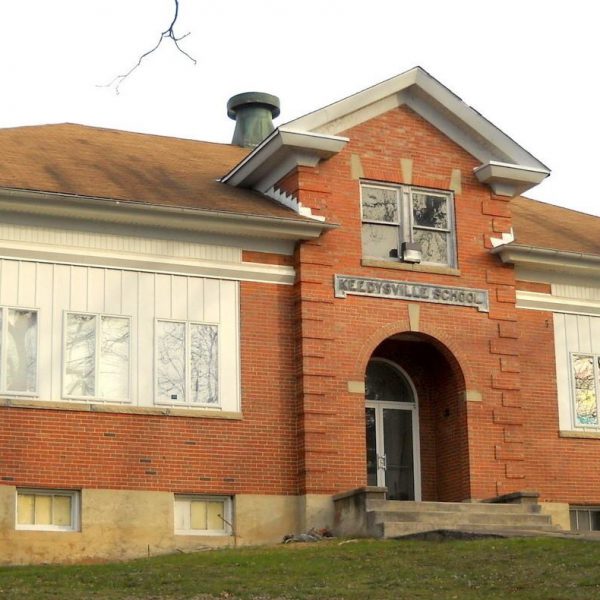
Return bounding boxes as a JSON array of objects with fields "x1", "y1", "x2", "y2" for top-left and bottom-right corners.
[
  {"x1": 35, "y1": 495, "x2": 52, "y2": 525},
  {"x1": 413, "y1": 229, "x2": 449, "y2": 264},
  {"x1": 157, "y1": 321, "x2": 186, "y2": 403},
  {"x1": 412, "y1": 193, "x2": 449, "y2": 229},
  {"x1": 6, "y1": 309, "x2": 37, "y2": 392},
  {"x1": 362, "y1": 186, "x2": 398, "y2": 222},
  {"x1": 190, "y1": 324, "x2": 218, "y2": 404},
  {"x1": 65, "y1": 314, "x2": 96, "y2": 397},
  {"x1": 53, "y1": 495, "x2": 72, "y2": 527},
  {"x1": 174, "y1": 500, "x2": 188, "y2": 531},
  {"x1": 190, "y1": 501, "x2": 207, "y2": 530},
  {"x1": 17, "y1": 494, "x2": 35, "y2": 525},
  {"x1": 362, "y1": 224, "x2": 399, "y2": 259},
  {"x1": 99, "y1": 317, "x2": 130, "y2": 400},
  {"x1": 207, "y1": 501, "x2": 224, "y2": 530},
  {"x1": 573, "y1": 355, "x2": 598, "y2": 425}
]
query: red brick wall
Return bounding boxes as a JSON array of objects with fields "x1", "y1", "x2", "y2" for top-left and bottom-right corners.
[{"x1": 0, "y1": 282, "x2": 299, "y2": 496}]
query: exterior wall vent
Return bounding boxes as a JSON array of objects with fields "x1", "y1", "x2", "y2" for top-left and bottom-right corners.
[{"x1": 227, "y1": 92, "x2": 280, "y2": 148}]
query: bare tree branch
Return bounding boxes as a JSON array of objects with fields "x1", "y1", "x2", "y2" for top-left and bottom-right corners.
[{"x1": 100, "y1": 0, "x2": 196, "y2": 94}]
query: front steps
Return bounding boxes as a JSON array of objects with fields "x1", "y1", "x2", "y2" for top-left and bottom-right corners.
[
  {"x1": 368, "y1": 499, "x2": 556, "y2": 538},
  {"x1": 333, "y1": 488, "x2": 561, "y2": 539}
]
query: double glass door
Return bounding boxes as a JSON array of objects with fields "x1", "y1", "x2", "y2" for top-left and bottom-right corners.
[{"x1": 365, "y1": 359, "x2": 420, "y2": 501}]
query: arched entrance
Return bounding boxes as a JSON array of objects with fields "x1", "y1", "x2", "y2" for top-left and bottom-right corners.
[
  {"x1": 365, "y1": 359, "x2": 421, "y2": 500},
  {"x1": 365, "y1": 332, "x2": 468, "y2": 502}
]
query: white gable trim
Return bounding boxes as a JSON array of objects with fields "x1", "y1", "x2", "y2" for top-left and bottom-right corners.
[{"x1": 228, "y1": 67, "x2": 549, "y2": 201}]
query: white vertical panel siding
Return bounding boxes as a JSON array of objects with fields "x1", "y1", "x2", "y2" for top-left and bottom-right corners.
[
  {"x1": 187, "y1": 278, "x2": 204, "y2": 322},
  {"x1": 87, "y1": 268, "x2": 105, "y2": 314},
  {"x1": 0, "y1": 259, "x2": 240, "y2": 412},
  {"x1": 137, "y1": 272, "x2": 156, "y2": 406},
  {"x1": 554, "y1": 312, "x2": 600, "y2": 430},
  {"x1": 171, "y1": 276, "x2": 188, "y2": 321},
  {"x1": 204, "y1": 279, "x2": 221, "y2": 323},
  {"x1": 51, "y1": 264, "x2": 71, "y2": 401},
  {"x1": 70, "y1": 266, "x2": 88, "y2": 312},
  {"x1": 1, "y1": 260, "x2": 19, "y2": 306},
  {"x1": 219, "y1": 280, "x2": 240, "y2": 411},
  {"x1": 154, "y1": 274, "x2": 172, "y2": 320},
  {"x1": 35, "y1": 263, "x2": 54, "y2": 401},
  {"x1": 17, "y1": 262, "x2": 36, "y2": 307}
]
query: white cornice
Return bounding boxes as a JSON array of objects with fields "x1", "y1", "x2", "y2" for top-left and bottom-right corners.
[
  {"x1": 473, "y1": 162, "x2": 549, "y2": 197},
  {"x1": 0, "y1": 187, "x2": 331, "y2": 241},
  {"x1": 0, "y1": 242, "x2": 296, "y2": 285},
  {"x1": 221, "y1": 127, "x2": 348, "y2": 194},
  {"x1": 281, "y1": 66, "x2": 550, "y2": 197},
  {"x1": 517, "y1": 290, "x2": 600, "y2": 316},
  {"x1": 492, "y1": 243, "x2": 600, "y2": 277}
]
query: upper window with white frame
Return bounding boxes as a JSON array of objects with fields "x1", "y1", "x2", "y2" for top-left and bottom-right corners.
[
  {"x1": 360, "y1": 182, "x2": 456, "y2": 267},
  {"x1": 16, "y1": 489, "x2": 79, "y2": 532},
  {"x1": 0, "y1": 306, "x2": 37, "y2": 396},
  {"x1": 571, "y1": 353, "x2": 600, "y2": 427},
  {"x1": 63, "y1": 312, "x2": 130, "y2": 402},
  {"x1": 156, "y1": 320, "x2": 218, "y2": 406}
]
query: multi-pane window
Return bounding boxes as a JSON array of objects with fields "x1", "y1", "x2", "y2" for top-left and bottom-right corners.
[
  {"x1": 63, "y1": 313, "x2": 130, "y2": 401},
  {"x1": 570, "y1": 506, "x2": 600, "y2": 532},
  {"x1": 571, "y1": 353, "x2": 600, "y2": 427},
  {"x1": 174, "y1": 495, "x2": 231, "y2": 535},
  {"x1": 156, "y1": 321, "x2": 219, "y2": 406},
  {"x1": 0, "y1": 307, "x2": 37, "y2": 395},
  {"x1": 361, "y1": 183, "x2": 456, "y2": 266},
  {"x1": 16, "y1": 489, "x2": 79, "y2": 531}
]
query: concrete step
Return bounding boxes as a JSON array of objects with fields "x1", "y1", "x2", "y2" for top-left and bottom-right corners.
[
  {"x1": 381, "y1": 521, "x2": 559, "y2": 539},
  {"x1": 367, "y1": 499, "x2": 541, "y2": 515},
  {"x1": 371, "y1": 510, "x2": 552, "y2": 528}
]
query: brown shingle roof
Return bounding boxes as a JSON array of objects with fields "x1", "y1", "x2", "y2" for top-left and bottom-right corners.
[
  {"x1": 0, "y1": 123, "x2": 309, "y2": 222},
  {"x1": 511, "y1": 196, "x2": 600, "y2": 256}
]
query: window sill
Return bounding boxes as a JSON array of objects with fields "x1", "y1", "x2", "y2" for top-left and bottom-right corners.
[
  {"x1": 361, "y1": 259, "x2": 460, "y2": 277},
  {"x1": 175, "y1": 531, "x2": 232, "y2": 537},
  {"x1": 0, "y1": 397, "x2": 243, "y2": 420},
  {"x1": 560, "y1": 430, "x2": 600, "y2": 440}
]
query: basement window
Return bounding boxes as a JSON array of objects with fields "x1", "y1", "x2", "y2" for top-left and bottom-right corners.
[
  {"x1": 360, "y1": 182, "x2": 456, "y2": 267},
  {"x1": 174, "y1": 495, "x2": 232, "y2": 535},
  {"x1": 570, "y1": 506, "x2": 600, "y2": 532},
  {"x1": 16, "y1": 489, "x2": 80, "y2": 532}
]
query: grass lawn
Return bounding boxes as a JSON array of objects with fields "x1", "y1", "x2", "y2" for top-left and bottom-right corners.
[{"x1": 1, "y1": 537, "x2": 599, "y2": 599}]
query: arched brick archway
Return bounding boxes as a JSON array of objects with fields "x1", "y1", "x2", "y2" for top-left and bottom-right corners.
[{"x1": 362, "y1": 329, "x2": 471, "y2": 502}]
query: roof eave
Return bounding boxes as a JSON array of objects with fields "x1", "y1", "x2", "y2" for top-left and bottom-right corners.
[
  {"x1": 474, "y1": 161, "x2": 550, "y2": 197},
  {"x1": 221, "y1": 127, "x2": 348, "y2": 193},
  {"x1": 0, "y1": 187, "x2": 333, "y2": 241},
  {"x1": 491, "y1": 243, "x2": 600, "y2": 275}
]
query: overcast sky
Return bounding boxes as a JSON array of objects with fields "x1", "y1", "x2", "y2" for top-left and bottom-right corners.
[{"x1": 1, "y1": 1, "x2": 598, "y2": 216}]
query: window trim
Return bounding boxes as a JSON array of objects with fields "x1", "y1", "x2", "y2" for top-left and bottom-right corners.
[
  {"x1": 154, "y1": 318, "x2": 220, "y2": 408},
  {"x1": 0, "y1": 305, "x2": 39, "y2": 397},
  {"x1": 15, "y1": 488, "x2": 80, "y2": 532},
  {"x1": 62, "y1": 310, "x2": 132, "y2": 404},
  {"x1": 569, "y1": 352, "x2": 600, "y2": 429},
  {"x1": 174, "y1": 494, "x2": 232, "y2": 536},
  {"x1": 360, "y1": 181, "x2": 457, "y2": 268}
]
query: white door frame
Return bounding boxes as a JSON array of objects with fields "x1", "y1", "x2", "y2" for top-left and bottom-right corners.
[{"x1": 366, "y1": 358, "x2": 421, "y2": 501}]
